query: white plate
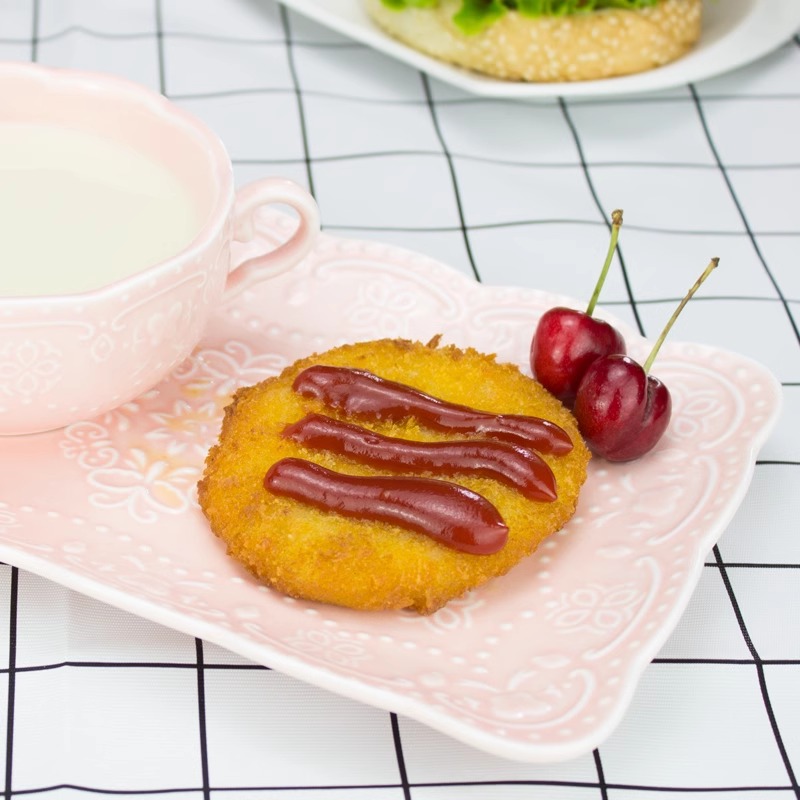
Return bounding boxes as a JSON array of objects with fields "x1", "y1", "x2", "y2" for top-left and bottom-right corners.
[
  {"x1": 281, "y1": 0, "x2": 800, "y2": 98},
  {"x1": 0, "y1": 211, "x2": 781, "y2": 762}
]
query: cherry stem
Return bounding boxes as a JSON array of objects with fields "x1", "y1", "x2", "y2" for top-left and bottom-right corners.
[
  {"x1": 585, "y1": 209, "x2": 623, "y2": 317},
  {"x1": 643, "y1": 257, "x2": 720, "y2": 374}
]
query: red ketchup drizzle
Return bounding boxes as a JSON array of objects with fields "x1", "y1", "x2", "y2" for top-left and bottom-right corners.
[
  {"x1": 292, "y1": 365, "x2": 573, "y2": 456},
  {"x1": 264, "y1": 458, "x2": 509, "y2": 555},
  {"x1": 283, "y1": 413, "x2": 557, "y2": 502}
]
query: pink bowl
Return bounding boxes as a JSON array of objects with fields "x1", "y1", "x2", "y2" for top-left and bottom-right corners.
[{"x1": 0, "y1": 62, "x2": 319, "y2": 436}]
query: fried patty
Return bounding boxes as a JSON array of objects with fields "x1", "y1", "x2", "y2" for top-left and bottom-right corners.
[{"x1": 198, "y1": 338, "x2": 590, "y2": 613}]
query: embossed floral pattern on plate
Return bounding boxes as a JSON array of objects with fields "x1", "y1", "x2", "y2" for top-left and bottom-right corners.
[{"x1": 0, "y1": 210, "x2": 781, "y2": 762}]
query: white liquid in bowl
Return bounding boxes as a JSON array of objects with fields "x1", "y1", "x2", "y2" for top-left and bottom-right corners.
[{"x1": 0, "y1": 123, "x2": 202, "y2": 297}]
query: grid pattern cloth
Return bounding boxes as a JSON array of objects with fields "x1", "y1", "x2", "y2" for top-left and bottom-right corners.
[{"x1": 0, "y1": 1, "x2": 799, "y2": 798}]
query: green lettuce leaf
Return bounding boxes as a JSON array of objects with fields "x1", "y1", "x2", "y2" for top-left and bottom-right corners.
[
  {"x1": 379, "y1": 0, "x2": 660, "y2": 35},
  {"x1": 452, "y1": 0, "x2": 508, "y2": 35}
]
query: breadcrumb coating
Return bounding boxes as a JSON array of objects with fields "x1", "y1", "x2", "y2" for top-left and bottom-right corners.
[{"x1": 198, "y1": 338, "x2": 590, "y2": 613}]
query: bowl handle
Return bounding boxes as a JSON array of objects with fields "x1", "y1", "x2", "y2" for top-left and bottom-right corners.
[{"x1": 224, "y1": 178, "x2": 320, "y2": 301}]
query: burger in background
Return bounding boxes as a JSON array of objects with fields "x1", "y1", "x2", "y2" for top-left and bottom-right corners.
[{"x1": 363, "y1": 0, "x2": 703, "y2": 82}]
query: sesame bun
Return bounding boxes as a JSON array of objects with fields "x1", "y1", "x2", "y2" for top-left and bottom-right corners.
[{"x1": 363, "y1": 0, "x2": 702, "y2": 83}]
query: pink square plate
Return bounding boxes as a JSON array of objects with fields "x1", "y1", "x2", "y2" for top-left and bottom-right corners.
[{"x1": 0, "y1": 210, "x2": 781, "y2": 762}]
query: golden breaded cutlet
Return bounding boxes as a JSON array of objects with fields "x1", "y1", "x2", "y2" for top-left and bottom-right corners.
[{"x1": 197, "y1": 338, "x2": 590, "y2": 613}]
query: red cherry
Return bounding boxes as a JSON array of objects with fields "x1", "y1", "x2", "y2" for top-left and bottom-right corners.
[
  {"x1": 531, "y1": 308, "x2": 625, "y2": 406},
  {"x1": 574, "y1": 257, "x2": 719, "y2": 462},
  {"x1": 573, "y1": 355, "x2": 671, "y2": 461},
  {"x1": 531, "y1": 210, "x2": 625, "y2": 406}
]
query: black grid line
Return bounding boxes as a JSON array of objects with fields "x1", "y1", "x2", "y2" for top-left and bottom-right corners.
[
  {"x1": 593, "y1": 748, "x2": 609, "y2": 800},
  {"x1": 4, "y1": 779, "x2": 799, "y2": 797},
  {"x1": 8, "y1": 661, "x2": 271, "y2": 674},
  {"x1": 194, "y1": 639, "x2": 211, "y2": 800},
  {"x1": 689, "y1": 84, "x2": 800, "y2": 347},
  {"x1": 0, "y1": 26, "x2": 363, "y2": 47},
  {"x1": 9, "y1": 788, "x2": 198, "y2": 797},
  {"x1": 389, "y1": 713, "x2": 411, "y2": 800},
  {"x1": 712, "y1": 545, "x2": 800, "y2": 799},
  {"x1": 309, "y1": 219, "x2": 800, "y2": 237},
  {"x1": 225, "y1": 148, "x2": 800, "y2": 170},
  {"x1": 0, "y1": 653, "x2": 792, "y2": 674},
  {"x1": 653, "y1": 658, "x2": 800, "y2": 666},
  {"x1": 704, "y1": 563, "x2": 800, "y2": 571},
  {"x1": 279, "y1": 5, "x2": 316, "y2": 196},
  {"x1": 421, "y1": 72, "x2": 480, "y2": 281},
  {"x1": 8, "y1": 661, "x2": 270, "y2": 673},
  {"x1": 4, "y1": 569, "x2": 18, "y2": 800},
  {"x1": 558, "y1": 97, "x2": 645, "y2": 336},
  {"x1": 162, "y1": 83, "x2": 800, "y2": 106},
  {"x1": 403, "y1": 781, "x2": 795, "y2": 793},
  {"x1": 154, "y1": 0, "x2": 166, "y2": 96},
  {"x1": 28, "y1": 0, "x2": 39, "y2": 63},
  {"x1": 1, "y1": 785, "x2": 799, "y2": 797}
]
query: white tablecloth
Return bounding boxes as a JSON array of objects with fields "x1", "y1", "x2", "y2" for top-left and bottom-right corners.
[{"x1": 0, "y1": 1, "x2": 798, "y2": 797}]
